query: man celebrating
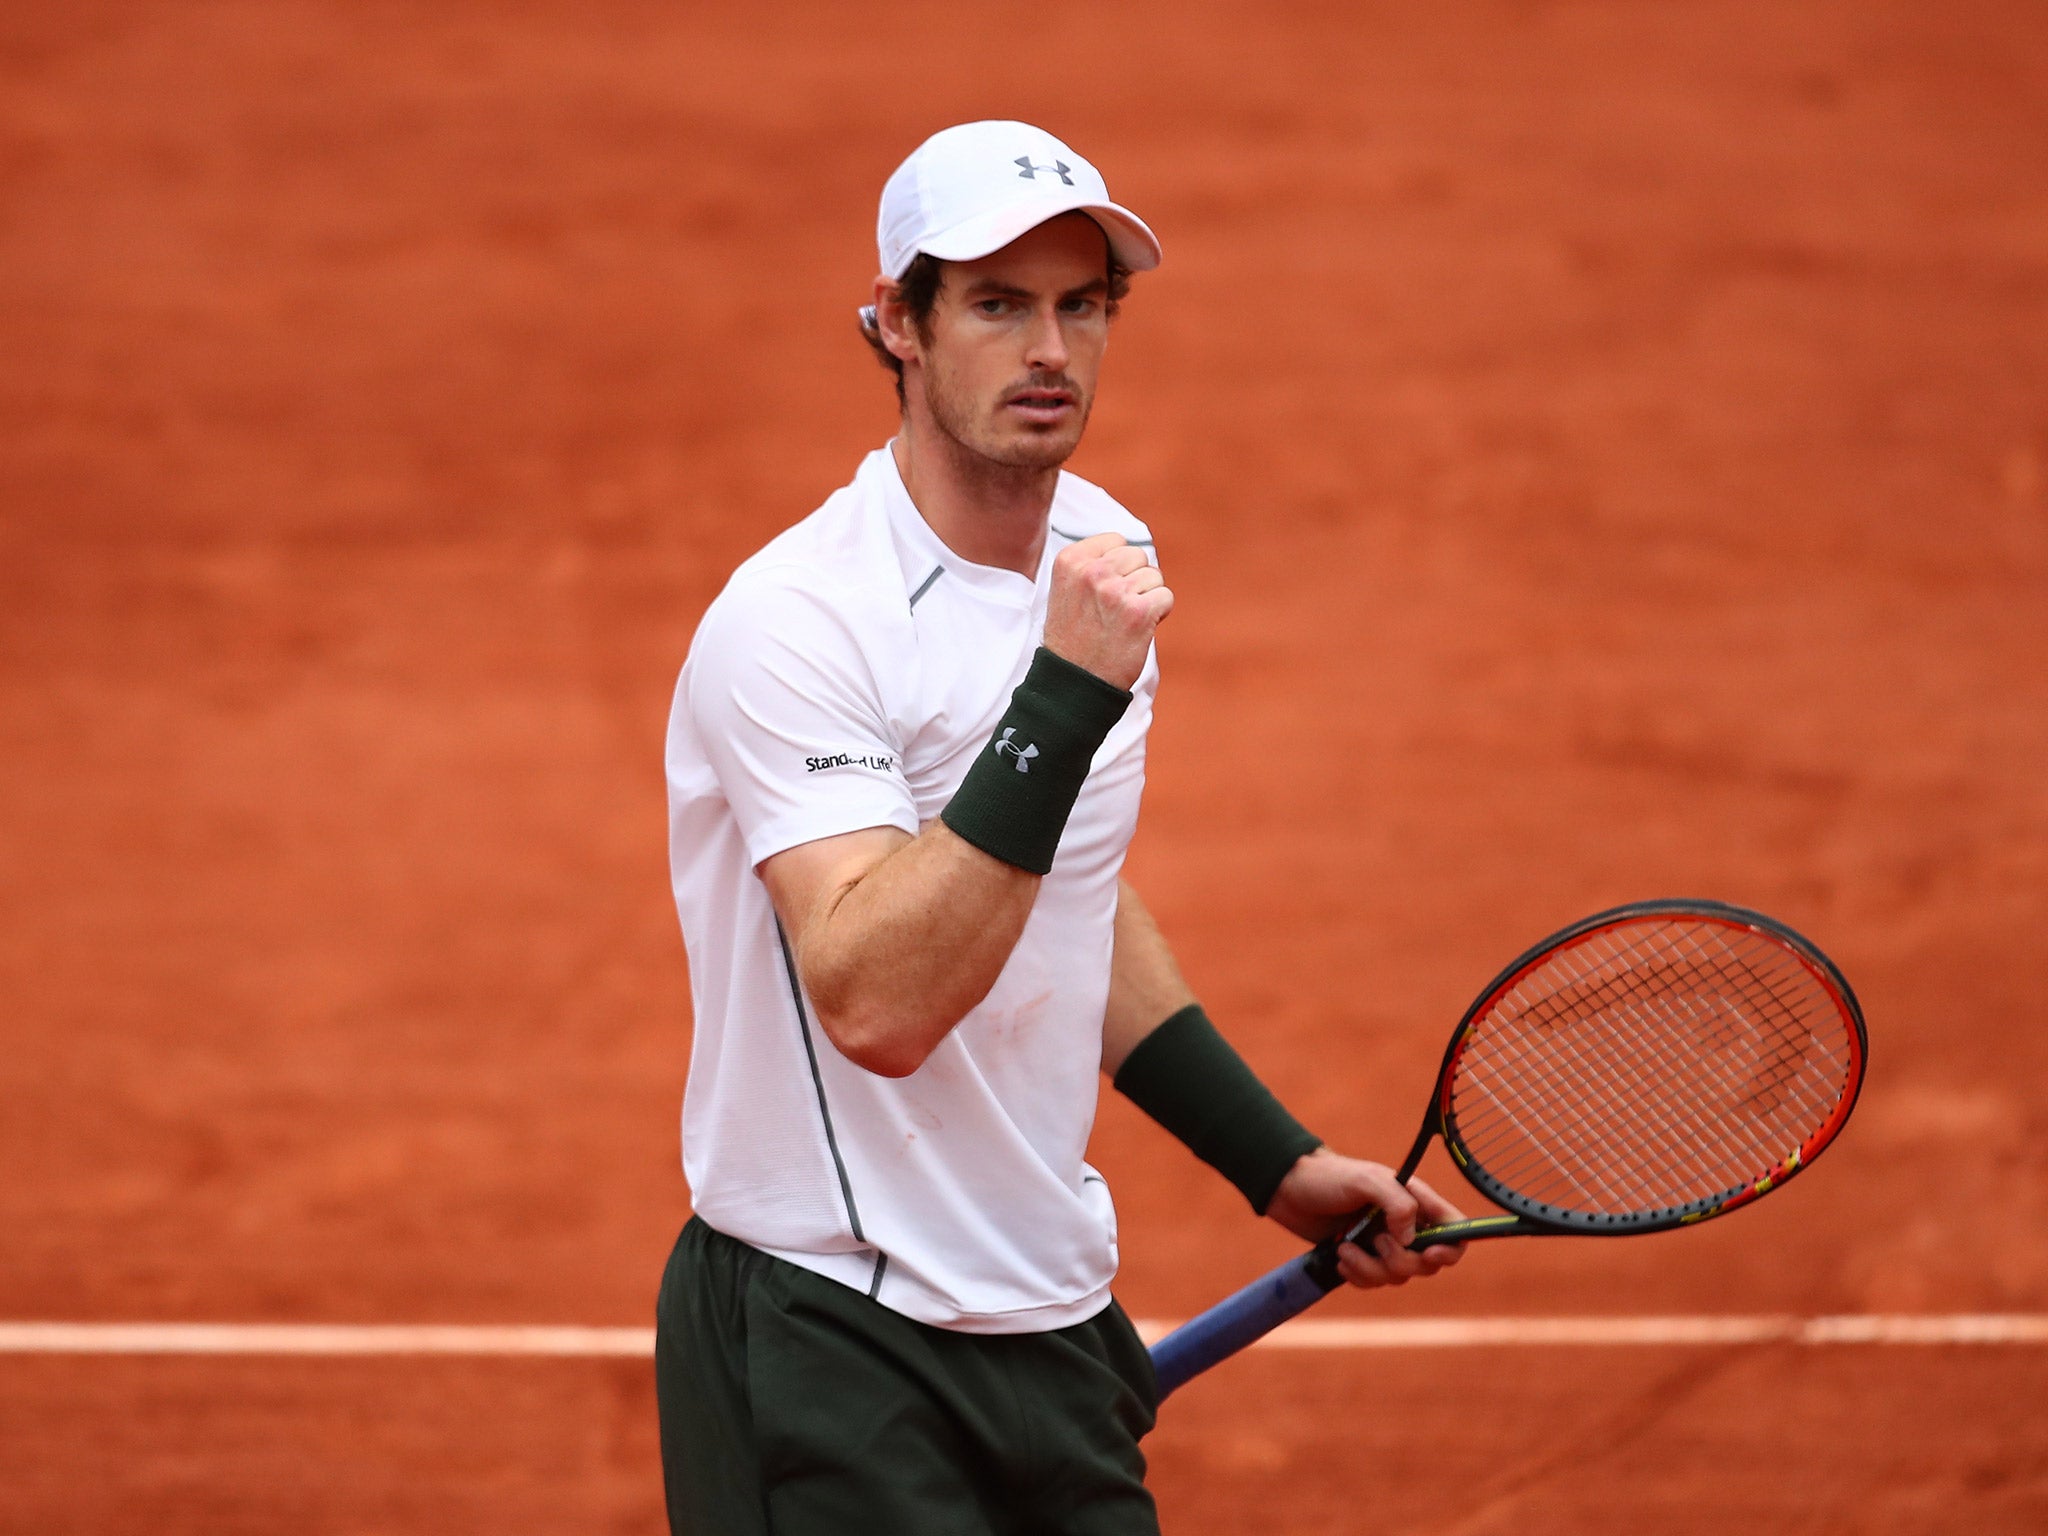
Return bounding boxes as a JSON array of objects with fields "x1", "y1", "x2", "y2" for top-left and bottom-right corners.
[{"x1": 658, "y1": 121, "x2": 1464, "y2": 1535}]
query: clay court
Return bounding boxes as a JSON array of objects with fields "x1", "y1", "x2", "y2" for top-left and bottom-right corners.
[{"x1": 4, "y1": 2, "x2": 2045, "y2": 1531}]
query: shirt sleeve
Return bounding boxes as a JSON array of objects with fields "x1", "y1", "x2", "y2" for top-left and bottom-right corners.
[{"x1": 685, "y1": 567, "x2": 920, "y2": 867}]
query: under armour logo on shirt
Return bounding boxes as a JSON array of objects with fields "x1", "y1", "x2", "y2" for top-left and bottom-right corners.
[
  {"x1": 1014, "y1": 156, "x2": 1074, "y2": 186},
  {"x1": 993, "y1": 728, "x2": 1040, "y2": 772}
]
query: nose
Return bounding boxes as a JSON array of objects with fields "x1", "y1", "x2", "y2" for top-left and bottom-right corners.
[{"x1": 1023, "y1": 302, "x2": 1070, "y2": 372}]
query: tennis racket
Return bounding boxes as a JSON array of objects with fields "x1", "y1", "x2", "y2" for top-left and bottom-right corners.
[{"x1": 1148, "y1": 898, "x2": 1867, "y2": 1398}]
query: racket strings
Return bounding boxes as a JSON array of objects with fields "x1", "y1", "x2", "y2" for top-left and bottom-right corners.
[
  {"x1": 1660, "y1": 924, "x2": 1851, "y2": 1138},
  {"x1": 1468, "y1": 925, "x2": 1844, "y2": 1208},
  {"x1": 1455, "y1": 973, "x2": 1726, "y2": 1205},
  {"x1": 1465, "y1": 924, "x2": 1850, "y2": 1211},
  {"x1": 1527, "y1": 930, "x2": 1833, "y2": 1171},
  {"x1": 1530, "y1": 923, "x2": 1846, "y2": 1156},
  {"x1": 1462, "y1": 1025, "x2": 1752, "y2": 1216},
  {"x1": 1464, "y1": 935, "x2": 1789, "y2": 1199},
  {"x1": 1675, "y1": 924, "x2": 1853, "y2": 1112},
  {"x1": 1460, "y1": 1000, "x2": 1776, "y2": 1213},
  {"x1": 1460, "y1": 1017, "x2": 1731, "y2": 1211},
  {"x1": 1653, "y1": 923, "x2": 1852, "y2": 1137},
  {"x1": 1448, "y1": 919, "x2": 1855, "y2": 1218},
  {"x1": 1457, "y1": 1053, "x2": 1662, "y2": 1212}
]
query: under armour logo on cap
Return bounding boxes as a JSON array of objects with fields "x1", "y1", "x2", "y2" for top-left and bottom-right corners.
[
  {"x1": 993, "y1": 728, "x2": 1040, "y2": 772},
  {"x1": 874, "y1": 120, "x2": 1162, "y2": 281},
  {"x1": 1014, "y1": 156, "x2": 1074, "y2": 186}
]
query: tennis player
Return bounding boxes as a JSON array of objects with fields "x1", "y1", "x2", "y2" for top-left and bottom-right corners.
[{"x1": 658, "y1": 120, "x2": 1466, "y2": 1536}]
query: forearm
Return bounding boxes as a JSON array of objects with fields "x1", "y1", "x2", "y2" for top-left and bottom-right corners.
[
  {"x1": 767, "y1": 614, "x2": 1143, "y2": 1076},
  {"x1": 1101, "y1": 879, "x2": 1196, "y2": 1074},
  {"x1": 1104, "y1": 880, "x2": 1322, "y2": 1212},
  {"x1": 773, "y1": 822, "x2": 1038, "y2": 1077}
]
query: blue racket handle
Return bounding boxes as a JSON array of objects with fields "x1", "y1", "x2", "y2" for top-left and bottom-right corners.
[{"x1": 1147, "y1": 1248, "x2": 1341, "y2": 1400}]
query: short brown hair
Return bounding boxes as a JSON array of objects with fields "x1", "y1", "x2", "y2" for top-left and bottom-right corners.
[{"x1": 858, "y1": 249, "x2": 1132, "y2": 405}]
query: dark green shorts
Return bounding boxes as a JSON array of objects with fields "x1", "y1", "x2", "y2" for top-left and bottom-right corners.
[{"x1": 655, "y1": 1217, "x2": 1160, "y2": 1536}]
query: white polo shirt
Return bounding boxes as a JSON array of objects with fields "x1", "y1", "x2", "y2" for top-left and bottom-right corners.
[{"x1": 666, "y1": 445, "x2": 1157, "y2": 1333}]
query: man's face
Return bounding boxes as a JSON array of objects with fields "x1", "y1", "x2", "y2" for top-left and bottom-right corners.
[{"x1": 909, "y1": 213, "x2": 1114, "y2": 472}]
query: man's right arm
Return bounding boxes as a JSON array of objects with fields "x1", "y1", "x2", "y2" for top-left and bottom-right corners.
[
  {"x1": 760, "y1": 822, "x2": 1038, "y2": 1077},
  {"x1": 758, "y1": 531, "x2": 1170, "y2": 1079}
]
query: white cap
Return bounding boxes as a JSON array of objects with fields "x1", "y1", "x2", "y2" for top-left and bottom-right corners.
[{"x1": 876, "y1": 120, "x2": 1161, "y2": 281}]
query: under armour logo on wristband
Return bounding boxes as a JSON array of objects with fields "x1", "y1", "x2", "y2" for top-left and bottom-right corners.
[
  {"x1": 993, "y1": 728, "x2": 1040, "y2": 772},
  {"x1": 1014, "y1": 156, "x2": 1074, "y2": 185}
]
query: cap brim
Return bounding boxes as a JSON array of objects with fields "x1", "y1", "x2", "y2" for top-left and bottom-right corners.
[{"x1": 909, "y1": 198, "x2": 1162, "y2": 276}]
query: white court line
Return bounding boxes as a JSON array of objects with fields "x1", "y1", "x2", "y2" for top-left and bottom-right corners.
[
  {"x1": 1178, "y1": 1315, "x2": 2048, "y2": 1348},
  {"x1": 0, "y1": 1316, "x2": 2043, "y2": 1357},
  {"x1": 0, "y1": 1325, "x2": 656, "y2": 1358}
]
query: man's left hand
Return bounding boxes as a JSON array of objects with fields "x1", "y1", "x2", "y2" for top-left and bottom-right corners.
[{"x1": 1265, "y1": 1147, "x2": 1468, "y2": 1289}]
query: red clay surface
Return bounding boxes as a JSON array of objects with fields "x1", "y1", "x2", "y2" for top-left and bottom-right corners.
[{"x1": 4, "y1": 1, "x2": 2045, "y2": 1531}]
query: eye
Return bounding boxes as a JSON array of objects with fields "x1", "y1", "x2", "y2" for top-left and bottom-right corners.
[
  {"x1": 974, "y1": 298, "x2": 1014, "y2": 317},
  {"x1": 1059, "y1": 296, "x2": 1101, "y2": 317}
]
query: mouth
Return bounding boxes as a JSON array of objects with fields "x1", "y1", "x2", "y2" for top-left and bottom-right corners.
[{"x1": 1002, "y1": 387, "x2": 1078, "y2": 426}]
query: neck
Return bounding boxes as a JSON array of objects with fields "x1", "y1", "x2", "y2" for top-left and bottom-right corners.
[{"x1": 891, "y1": 414, "x2": 1058, "y2": 580}]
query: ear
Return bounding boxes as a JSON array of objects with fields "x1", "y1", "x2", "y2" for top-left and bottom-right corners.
[{"x1": 870, "y1": 274, "x2": 923, "y2": 366}]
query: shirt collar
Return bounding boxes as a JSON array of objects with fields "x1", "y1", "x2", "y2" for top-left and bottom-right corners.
[{"x1": 870, "y1": 443, "x2": 1051, "y2": 609}]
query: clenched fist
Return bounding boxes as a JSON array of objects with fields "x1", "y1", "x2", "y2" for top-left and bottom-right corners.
[{"x1": 1041, "y1": 533, "x2": 1172, "y2": 691}]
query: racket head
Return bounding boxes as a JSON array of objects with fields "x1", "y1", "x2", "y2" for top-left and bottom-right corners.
[{"x1": 1429, "y1": 899, "x2": 1866, "y2": 1236}]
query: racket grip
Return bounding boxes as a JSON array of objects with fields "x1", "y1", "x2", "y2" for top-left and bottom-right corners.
[{"x1": 1147, "y1": 1251, "x2": 1340, "y2": 1400}]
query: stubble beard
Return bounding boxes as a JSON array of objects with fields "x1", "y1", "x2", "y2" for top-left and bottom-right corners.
[{"x1": 923, "y1": 361, "x2": 1091, "y2": 478}]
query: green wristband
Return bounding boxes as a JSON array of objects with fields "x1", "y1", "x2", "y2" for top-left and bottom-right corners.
[
  {"x1": 940, "y1": 647, "x2": 1132, "y2": 876},
  {"x1": 1112, "y1": 1004, "x2": 1323, "y2": 1214}
]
